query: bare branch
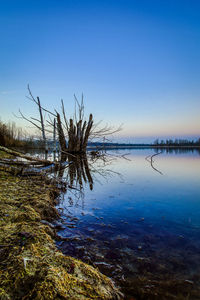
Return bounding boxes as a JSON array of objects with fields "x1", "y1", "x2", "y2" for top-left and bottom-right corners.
[
  {"x1": 27, "y1": 85, "x2": 56, "y2": 117},
  {"x1": 18, "y1": 109, "x2": 42, "y2": 131},
  {"x1": 61, "y1": 99, "x2": 69, "y2": 132}
]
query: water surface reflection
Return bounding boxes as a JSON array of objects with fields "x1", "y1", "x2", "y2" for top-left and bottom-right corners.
[{"x1": 56, "y1": 149, "x2": 200, "y2": 299}]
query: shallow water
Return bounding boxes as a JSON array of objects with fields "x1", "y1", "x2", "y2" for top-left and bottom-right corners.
[{"x1": 56, "y1": 149, "x2": 200, "y2": 299}]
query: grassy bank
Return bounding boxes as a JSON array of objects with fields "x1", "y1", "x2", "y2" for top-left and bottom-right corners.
[{"x1": 0, "y1": 152, "x2": 121, "y2": 299}]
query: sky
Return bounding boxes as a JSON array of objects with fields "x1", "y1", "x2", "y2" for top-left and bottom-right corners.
[{"x1": 0, "y1": 0, "x2": 200, "y2": 143}]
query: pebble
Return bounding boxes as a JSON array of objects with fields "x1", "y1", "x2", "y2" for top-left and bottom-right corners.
[
  {"x1": 94, "y1": 262, "x2": 114, "y2": 272},
  {"x1": 184, "y1": 280, "x2": 193, "y2": 284}
]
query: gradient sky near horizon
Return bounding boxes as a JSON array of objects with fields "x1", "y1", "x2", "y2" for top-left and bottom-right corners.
[{"x1": 0, "y1": 0, "x2": 200, "y2": 143}]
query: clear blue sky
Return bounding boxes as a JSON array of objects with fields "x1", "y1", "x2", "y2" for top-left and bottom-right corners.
[{"x1": 0, "y1": 0, "x2": 200, "y2": 143}]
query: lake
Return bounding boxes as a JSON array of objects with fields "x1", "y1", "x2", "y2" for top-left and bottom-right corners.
[{"x1": 55, "y1": 149, "x2": 200, "y2": 299}]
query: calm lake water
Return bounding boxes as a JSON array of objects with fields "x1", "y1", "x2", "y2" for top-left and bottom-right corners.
[{"x1": 55, "y1": 149, "x2": 200, "y2": 299}]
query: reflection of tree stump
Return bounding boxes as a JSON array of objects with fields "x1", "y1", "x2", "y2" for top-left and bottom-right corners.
[{"x1": 67, "y1": 155, "x2": 93, "y2": 190}]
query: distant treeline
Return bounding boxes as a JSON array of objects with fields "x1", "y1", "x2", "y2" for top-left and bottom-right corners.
[
  {"x1": 153, "y1": 138, "x2": 200, "y2": 146},
  {"x1": 1, "y1": 119, "x2": 200, "y2": 149},
  {"x1": 0, "y1": 121, "x2": 40, "y2": 148},
  {"x1": 0, "y1": 121, "x2": 23, "y2": 147}
]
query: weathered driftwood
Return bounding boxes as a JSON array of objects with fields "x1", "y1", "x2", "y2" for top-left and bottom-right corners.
[
  {"x1": 56, "y1": 113, "x2": 67, "y2": 153},
  {"x1": 0, "y1": 146, "x2": 53, "y2": 166},
  {"x1": 53, "y1": 118, "x2": 56, "y2": 151},
  {"x1": 18, "y1": 87, "x2": 122, "y2": 156},
  {"x1": 0, "y1": 145, "x2": 70, "y2": 177},
  {"x1": 0, "y1": 161, "x2": 69, "y2": 176},
  {"x1": 82, "y1": 114, "x2": 93, "y2": 151},
  {"x1": 37, "y1": 96, "x2": 48, "y2": 153},
  {"x1": 0, "y1": 159, "x2": 43, "y2": 166},
  {"x1": 27, "y1": 85, "x2": 52, "y2": 153},
  {"x1": 67, "y1": 114, "x2": 93, "y2": 153}
]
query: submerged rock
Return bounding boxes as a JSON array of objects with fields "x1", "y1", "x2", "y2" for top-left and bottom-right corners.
[{"x1": 94, "y1": 262, "x2": 115, "y2": 274}]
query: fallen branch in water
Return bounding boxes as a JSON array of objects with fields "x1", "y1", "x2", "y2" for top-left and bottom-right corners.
[
  {"x1": 0, "y1": 146, "x2": 70, "y2": 177},
  {"x1": 145, "y1": 151, "x2": 163, "y2": 175},
  {"x1": 0, "y1": 146, "x2": 53, "y2": 165},
  {"x1": 0, "y1": 161, "x2": 69, "y2": 176},
  {"x1": 0, "y1": 158, "x2": 43, "y2": 166}
]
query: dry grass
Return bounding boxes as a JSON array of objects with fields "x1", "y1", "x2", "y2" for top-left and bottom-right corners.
[{"x1": 0, "y1": 153, "x2": 121, "y2": 299}]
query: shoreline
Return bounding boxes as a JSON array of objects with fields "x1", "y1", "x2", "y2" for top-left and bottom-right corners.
[
  {"x1": 0, "y1": 151, "x2": 122, "y2": 299},
  {"x1": 87, "y1": 145, "x2": 200, "y2": 150}
]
